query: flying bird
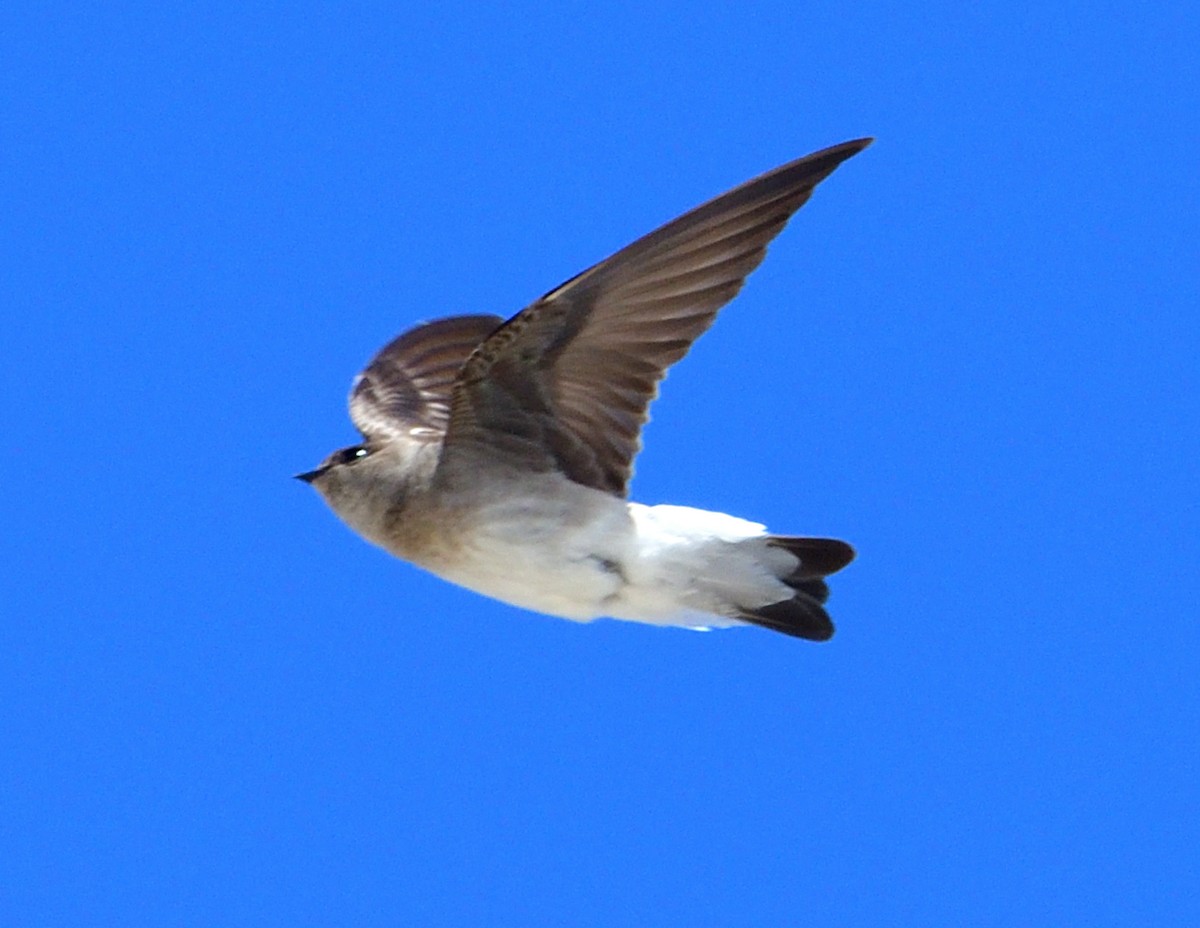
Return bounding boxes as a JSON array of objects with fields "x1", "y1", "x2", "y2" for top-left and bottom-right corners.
[{"x1": 298, "y1": 138, "x2": 870, "y2": 640}]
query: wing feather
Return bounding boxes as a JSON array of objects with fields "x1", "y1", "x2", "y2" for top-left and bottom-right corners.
[
  {"x1": 348, "y1": 314, "x2": 503, "y2": 440},
  {"x1": 442, "y1": 139, "x2": 872, "y2": 493}
]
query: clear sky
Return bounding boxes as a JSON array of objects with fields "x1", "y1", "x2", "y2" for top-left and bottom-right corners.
[{"x1": 4, "y1": 2, "x2": 1198, "y2": 925}]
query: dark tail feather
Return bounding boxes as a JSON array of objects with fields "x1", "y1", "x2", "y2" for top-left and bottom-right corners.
[
  {"x1": 738, "y1": 591, "x2": 835, "y2": 642},
  {"x1": 738, "y1": 536, "x2": 855, "y2": 641},
  {"x1": 767, "y1": 536, "x2": 855, "y2": 581},
  {"x1": 792, "y1": 577, "x2": 830, "y2": 604}
]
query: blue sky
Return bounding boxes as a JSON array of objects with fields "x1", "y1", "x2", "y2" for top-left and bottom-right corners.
[{"x1": 3, "y1": 2, "x2": 1198, "y2": 925}]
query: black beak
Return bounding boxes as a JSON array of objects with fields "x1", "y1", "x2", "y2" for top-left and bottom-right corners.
[{"x1": 294, "y1": 469, "x2": 323, "y2": 484}]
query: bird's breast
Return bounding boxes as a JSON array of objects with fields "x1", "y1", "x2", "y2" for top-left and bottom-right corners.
[{"x1": 395, "y1": 479, "x2": 636, "y2": 620}]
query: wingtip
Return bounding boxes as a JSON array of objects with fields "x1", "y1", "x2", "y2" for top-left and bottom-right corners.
[
  {"x1": 817, "y1": 136, "x2": 875, "y2": 162},
  {"x1": 767, "y1": 137, "x2": 872, "y2": 187}
]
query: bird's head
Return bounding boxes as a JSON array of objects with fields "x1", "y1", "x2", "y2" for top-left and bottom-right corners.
[{"x1": 296, "y1": 442, "x2": 413, "y2": 547}]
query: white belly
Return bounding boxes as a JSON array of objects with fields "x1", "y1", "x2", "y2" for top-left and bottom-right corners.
[
  {"x1": 427, "y1": 485, "x2": 634, "y2": 620},
  {"x1": 419, "y1": 480, "x2": 782, "y2": 630}
]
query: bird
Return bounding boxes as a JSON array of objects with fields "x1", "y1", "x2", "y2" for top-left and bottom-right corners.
[{"x1": 297, "y1": 138, "x2": 870, "y2": 640}]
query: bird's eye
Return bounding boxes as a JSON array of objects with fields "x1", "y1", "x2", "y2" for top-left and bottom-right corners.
[{"x1": 338, "y1": 446, "x2": 369, "y2": 465}]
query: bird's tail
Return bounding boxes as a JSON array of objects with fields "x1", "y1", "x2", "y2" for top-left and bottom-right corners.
[{"x1": 736, "y1": 536, "x2": 855, "y2": 641}]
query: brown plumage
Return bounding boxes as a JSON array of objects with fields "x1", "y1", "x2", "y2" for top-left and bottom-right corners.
[{"x1": 301, "y1": 139, "x2": 871, "y2": 640}]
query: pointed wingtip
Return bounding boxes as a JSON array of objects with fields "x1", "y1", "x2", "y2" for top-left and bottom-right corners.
[{"x1": 813, "y1": 136, "x2": 875, "y2": 165}]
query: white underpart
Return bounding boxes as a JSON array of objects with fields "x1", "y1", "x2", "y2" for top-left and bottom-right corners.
[{"x1": 430, "y1": 489, "x2": 799, "y2": 631}]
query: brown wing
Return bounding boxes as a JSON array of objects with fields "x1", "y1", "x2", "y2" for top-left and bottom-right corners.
[
  {"x1": 349, "y1": 314, "x2": 503, "y2": 440},
  {"x1": 440, "y1": 138, "x2": 872, "y2": 494}
]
